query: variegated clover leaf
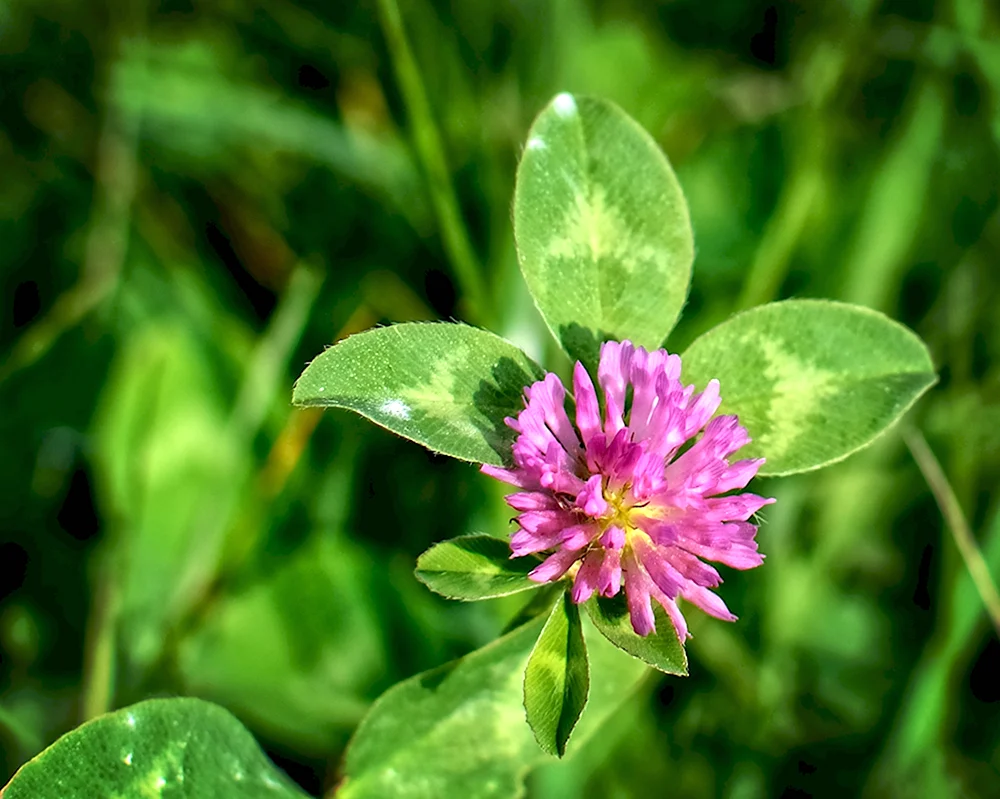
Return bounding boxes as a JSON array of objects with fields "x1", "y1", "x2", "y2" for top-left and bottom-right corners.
[{"x1": 293, "y1": 93, "x2": 936, "y2": 761}]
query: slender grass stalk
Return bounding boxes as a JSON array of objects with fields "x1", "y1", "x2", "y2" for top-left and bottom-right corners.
[
  {"x1": 230, "y1": 263, "x2": 325, "y2": 437},
  {"x1": 189, "y1": 263, "x2": 325, "y2": 594},
  {"x1": 375, "y1": 0, "x2": 490, "y2": 324},
  {"x1": 736, "y1": 158, "x2": 824, "y2": 310},
  {"x1": 867, "y1": 472, "x2": 1000, "y2": 791},
  {"x1": 840, "y1": 80, "x2": 945, "y2": 311},
  {"x1": 0, "y1": 703, "x2": 44, "y2": 757},
  {"x1": 0, "y1": 54, "x2": 142, "y2": 385},
  {"x1": 72, "y1": 3, "x2": 148, "y2": 720},
  {"x1": 80, "y1": 559, "x2": 119, "y2": 721},
  {"x1": 905, "y1": 429, "x2": 1000, "y2": 636},
  {"x1": 736, "y1": 9, "x2": 870, "y2": 310}
]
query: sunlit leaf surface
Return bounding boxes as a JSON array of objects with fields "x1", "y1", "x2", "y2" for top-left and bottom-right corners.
[
  {"x1": 514, "y1": 93, "x2": 693, "y2": 368},
  {"x1": 682, "y1": 299, "x2": 937, "y2": 475},
  {"x1": 586, "y1": 594, "x2": 688, "y2": 676},
  {"x1": 523, "y1": 592, "x2": 589, "y2": 757},
  {"x1": 339, "y1": 615, "x2": 648, "y2": 799},
  {"x1": 293, "y1": 323, "x2": 544, "y2": 466},
  {"x1": 415, "y1": 535, "x2": 542, "y2": 600},
  {"x1": 1, "y1": 699, "x2": 308, "y2": 799}
]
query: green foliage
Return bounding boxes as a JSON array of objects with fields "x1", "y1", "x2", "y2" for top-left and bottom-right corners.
[
  {"x1": 178, "y1": 536, "x2": 384, "y2": 754},
  {"x1": 523, "y1": 591, "x2": 589, "y2": 757},
  {"x1": 292, "y1": 323, "x2": 544, "y2": 465},
  {"x1": 339, "y1": 617, "x2": 547, "y2": 799},
  {"x1": 340, "y1": 615, "x2": 647, "y2": 799},
  {"x1": 3, "y1": 0, "x2": 1000, "y2": 797},
  {"x1": 1, "y1": 699, "x2": 307, "y2": 798},
  {"x1": 415, "y1": 535, "x2": 542, "y2": 600},
  {"x1": 94, "y1": 323, "x2": 245, "y2": 673},
  {"x1": 682, "y1": 299, "x2": 938, "y2": 475},
  {"x1": 513, "y1": 94, "x2": 693, "y2": 369},
  {"x1": 586, "y1": 595, "x2": 688, "y2": 676}
]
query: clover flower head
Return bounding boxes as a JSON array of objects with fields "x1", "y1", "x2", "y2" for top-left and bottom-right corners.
[{"x1": 482, "y1": 340, "x2": 774, "y2": 639}]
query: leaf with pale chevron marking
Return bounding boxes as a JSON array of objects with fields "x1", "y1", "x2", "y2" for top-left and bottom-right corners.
[
  {"x1": 1, "y1": 698, "x2": 308, "y2": 798},
  {"x1": 682, "y1": 299, "x2": 937, "y2": 476},
  {"x1": 292, "y1": 323, "x2": 545, "y2": 466},
  {"x1": 514, "y1": 94, "x2": 693, "y2": 370},
  {"x1": 523, "y1": 591, "x2": 590, "y2": 757}
]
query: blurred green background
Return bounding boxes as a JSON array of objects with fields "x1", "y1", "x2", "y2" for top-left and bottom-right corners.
[{"x1": 2, "y1": 0, "x2": 999, "y2": 796}]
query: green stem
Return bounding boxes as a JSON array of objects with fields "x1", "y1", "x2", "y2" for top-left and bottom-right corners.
[
  {"x1": 736, "y1": 157, "x2": 824, "y2": 310},
  {"x1": 80, "y1": 556, "x2": 119, "y2": 721},
  {"x1": 230, "y1": 262, "x2": 325, "y2": 437},
  {"x1": 736, "y1": 9, "x2": 871, "y2": 310},
  {"x1": 867, "y1": 491, "x2": 1000, "y2": 792},
  {"x1": 375, "y1": 0, "x2": 490, "y2": 324},
  {"x1": 904, "y1": 429, "x2": 1000, "y2": 636},
  {"x1": 0, "y1": 49, "x2": 141, "y2": 385},
  {"x1": 73, "y1": 5, "x2": 147, "y2": 720},
  {"x1": 162, "y1": 264, "x2": 328, "y2": 661},
  {"x1": 839, "y1": 79, "x2": 945, "y2": 310},
  {"x1": 0, "y1": 703, "x2": 44, "y2": 757}
]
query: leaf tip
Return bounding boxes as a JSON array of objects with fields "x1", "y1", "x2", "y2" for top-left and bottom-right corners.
[{"x1": 551, "y1": 92, "x2": 578, "y2": 118}]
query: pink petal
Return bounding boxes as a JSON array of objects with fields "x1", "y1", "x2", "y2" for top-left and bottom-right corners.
[
  {"x1": 480, "y1": 464, "x2": 536, "y2": 489},
  {"x1": 576, "y1": 474, "x2": 609, "y2": 517},
  {"x1": 681, "y1": 379, "x2": 721, "y2": 438},
  {"x1": 714, "y1": 458, "x2": 766, "y2": 493},
  {"x1": 626, "y1": 581, "x2": 655, "y2": 636},
  {"x1": 598, "y1": 340, "x2": 633, "y2": 436},
  {"x1": 663, "y1": 548, "x2": 722, "y2": 588},
  {"x1": 657, "y1": 595, "x2": 690, "y2": 641},
  {"x1": 529, "y1": 547, "x2": 585, "y2": 583},
  {"x1": 573, "y1": 362, "x2": 603, "y2": 446},
  {"x1": 703, "y1": 493, "x2": 775, "y2": 522},
  {"x1": 516, "y1": 509, "x2": 575, "y2": 535},
  {"x1": 571, "y1": 549, "x2": 604, "y2": 604},
  {"x1": 511, "y1": 528, "x2": 565, "y2": 557},
  {"x1": 560, "y1": 523, "x2": 599, "y2": 550},
  {"x1": 632, "y1": 536, "x2": 682, "y2": 597},
  {"x1": 623, "y1": 549, "x2": 656, "y2": 635},
  {"x1": 680, "y1": 583, "x2": 737, "y2": 622},
  {"x1": 598, "y1": 547, "x2": 622, "y2": 597},
  {"x1": 505, "y1": 492, "x2": 560, "y2": 511},
  {"x1": 599, "y1": 524, "x2": 625, "y2": 550},
  {"x1": 527, "y1": 373, "x2": 582, "y2": 458}
]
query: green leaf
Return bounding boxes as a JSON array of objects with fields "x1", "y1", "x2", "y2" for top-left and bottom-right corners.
[
  {"x1": 523, "y1": 591, "x2": 590, "y2": 757},
  {"x1": 513, "y1": 93, "x2": 693, "y2": 368},
  {"x1": 339, "y1": 614, "x2": 648, "y2": 799},
  {"x1": 292, "y1": 323, "x2": 544, "y2": 466},
  {"x1": 1, "y1": 698, "x2": 308, "y2": 798},
  {"x1": 415, "y1": 535, "x2": 542, "y2": 600},
  {"x1": 681, "y1": 299, "x2": 938, "y2": 476},
  {"x1": 586, "y1": 594, "x2": 688, "y2": 676},
  {"x1": 178, "y1": 536, "x2": 385, "y2": 754},
  {"x1": 93, "y1": 323, "x2": 245, "y2": 674}
]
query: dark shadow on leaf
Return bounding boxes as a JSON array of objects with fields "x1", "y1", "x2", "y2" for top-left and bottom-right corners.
[
  {"x1": 558, "y1": 323, "x2": 618, "y2": 377},
  {"x1": 472, "y1": 356, "x2": 546, "y2": 467},
  {"x1": 417, "y1": 660, "x2": 460, "y2": 691},
  {"x1": 501, "y1": 582, "x2": 561, "y2": 635}
]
